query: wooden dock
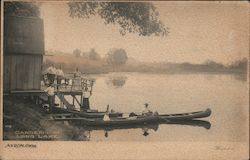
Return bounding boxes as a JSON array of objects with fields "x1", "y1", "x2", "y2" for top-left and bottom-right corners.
[
  {"x1": 9, "y1": 90, "x2": 82, "y2": 96},
  {"x1": 8, "y1": 90, "x2": 82, "y2": 109},
  {"x1": 4, "y1": 77, "x2": 94, "y2": 113}
]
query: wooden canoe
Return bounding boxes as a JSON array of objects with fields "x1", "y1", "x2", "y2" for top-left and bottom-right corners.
[
  {"x1": 159, "y1": 108, "x2": 211, "y2": 121},
  {"x1": 50, "y1": 107, "x2": 123, "y2": 118},
  {"x1": 48, "y1": 108, "x2": 211, "y2": 126},
  {"x1": 51, "y1": 115, "x2": 159, "y2": 126},
  {"x1": 67, "y1": 119, "x2": 211, "y2": 130}
]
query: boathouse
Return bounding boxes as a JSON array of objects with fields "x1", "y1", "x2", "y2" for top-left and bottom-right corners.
[
  {"x1": 3, "y1": 16, "x2": 88, "y2": 111},
  {"x1": 3, "y1": 16, "x2": 44, "y2": 93}
]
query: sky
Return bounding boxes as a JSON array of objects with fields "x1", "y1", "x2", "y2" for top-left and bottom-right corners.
[{"x1": 40, "y1": 1, "x2": 249, "y2": 64}]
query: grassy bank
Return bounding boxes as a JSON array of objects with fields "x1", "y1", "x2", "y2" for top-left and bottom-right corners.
[{"x1": 3, "y1": 96, "x2": 89, "y2": 141}]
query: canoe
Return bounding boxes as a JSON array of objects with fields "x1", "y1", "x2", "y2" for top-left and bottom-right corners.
[
  {"x1": 49, "y1": 108, "x2": 211, "y2": 126},
  {"x1": 161, "y1": 120, "x2": 211, "y2": 129},
  {"x1": 51, "y1": 114, "x2": 159, "y2": 126},
  {"x1": 67, "y1": 120, "x2": 211, "y2": 130},
  {"x1": 159, "y1": 108, "x2": 211, "y2": 121},
  {"x1": 50, "y1": 107, "x2": 211, "y2": 120},
  {"x1": 50, "y1": 107, "x2": 123, "y2": 118}
]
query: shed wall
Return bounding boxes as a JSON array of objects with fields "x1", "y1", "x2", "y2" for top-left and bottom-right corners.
[
  {"x1": 3, "y1": 16, "x2": 44, "y2": 92},
  {"x1": 4, "y1": 55, "x2": 43, "y2": 92}
]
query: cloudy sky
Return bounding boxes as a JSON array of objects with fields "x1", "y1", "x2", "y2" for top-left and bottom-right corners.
[{"x1": 40, "y1": 1, "x2": 249, "y2": 64}]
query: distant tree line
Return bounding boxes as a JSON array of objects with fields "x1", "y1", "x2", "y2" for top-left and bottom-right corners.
[
  {"x1": 44, "y1": 48, "x2": 130, "y2": 73},
  {"x1": 72, "y1": 48, "x2": 128, "y2": 65},
  {"x1": 174, "y1": 58, "x2": 248, "y2": 74},
  {"x1": 44, "y1": 49, "x2": 248, "y2": 75}
]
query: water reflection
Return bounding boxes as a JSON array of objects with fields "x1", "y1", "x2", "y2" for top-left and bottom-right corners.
[
  {"x1": 195, "y1": 72, "x2": 248, "y2": 83},
  {"x1": 231, "y1": 73, "x2": 248, "y2": 82},
  {"x1": 63, "y1": 120, "x2": 210, "y2": 140},
  {"x1": 4, "y1": 118, "x2": 211, "y2": 141},
  {"x1": 105, "y1": 130, "x2": 108, "y2": 138},
  {"x1": 106, "y1": 76, "x2": 127, "y2": 88}
]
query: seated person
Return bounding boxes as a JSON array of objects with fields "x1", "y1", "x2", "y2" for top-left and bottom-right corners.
[
  {"x1": 103, "y1": 105, "x2": 110, "y2": 121},
  {"x1": 142, "y1": 103, "x2": 153, "y2": 116},
  {"x1": 103, "y1": 113, "x2": 110, "y2": 121}
]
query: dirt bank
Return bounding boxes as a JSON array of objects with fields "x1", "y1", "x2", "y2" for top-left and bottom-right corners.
[{"x1": 3, "y1": 96, "x2": 89, "y2": 141}]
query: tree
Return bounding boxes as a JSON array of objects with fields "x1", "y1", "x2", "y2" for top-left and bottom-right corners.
[
  {"x1": 106, "y1": 48, "x2": 128, "y2": 65},
  {"x1": 4, "y1": 2, "x2": 40, "y2": 18},
  {"x1": 73, "y1": 49, "x2": 81, "y2": 57},
  {"x1": 67, "y1": 2, "x2": 168, "y2": 36},
  {"x1": 229, "y1": 58, "x2": 248, "y2": 71},
  {"x1": 88, "y1": 48, "x2": 100, "y2": 60}
]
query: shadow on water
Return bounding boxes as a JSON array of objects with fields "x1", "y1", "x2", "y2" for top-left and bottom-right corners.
[
  {"x1": 106, "y1": 76, "x2": 128, "y2": 88},
  {"x1": 4, "y1": 119, "x2": 211, "y2": 141},
  {"x1": 58, "y1": 120, "x2": 211, "y2": 140}
]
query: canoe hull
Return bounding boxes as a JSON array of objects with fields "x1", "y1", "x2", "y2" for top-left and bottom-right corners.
[
  {"x1": 68, "y1": 120, "x2": 211, "y2": 130},
  {"x1": 159, "y1": 108, "x2": 211, "y2": 121},
  {"x1": 51, "y1": 107, "x2": 123, "y2": 118},
  {"x1": 53, "y1": 116, "x2": 159, "y2": 127},
  {"x1": 49, "y1": 108, "x2": 212, "y2": 127}
]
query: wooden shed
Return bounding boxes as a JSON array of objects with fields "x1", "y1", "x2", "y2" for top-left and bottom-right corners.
[{"x1": 3, "y1": 16, "x2": 44, "y2": 92}]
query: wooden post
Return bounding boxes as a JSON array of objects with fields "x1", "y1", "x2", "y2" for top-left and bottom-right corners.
[
  {"x1": 73, "y1": 95, "x2": 81, "y2": 107},
  {"x1": 62, "y1": 94, "x2": 64, "y2": 108},
  {"x1": 60, "y1": 94, "x2": 63, "y2": 108},
  {"x1": 80, "y1": 94, "x2": 83, "y2": 107}
]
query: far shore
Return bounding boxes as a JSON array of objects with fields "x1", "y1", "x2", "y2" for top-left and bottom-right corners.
[{"x1": 44, "y1": 53, "x2": 248, "y2": 75}]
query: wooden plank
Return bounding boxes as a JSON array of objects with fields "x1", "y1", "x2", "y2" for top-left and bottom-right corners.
[
  {"x1": 50, "y1": 113, "x2": 74, "y2": 117},
  {"x1": 27, "y1": 55, "x2": 35, "y2": 89},
  {"x1": 3, "y1": 56, "x2": 7, "y2": 91},
  {"x1": 57, "y1": 95, "x2": 75, "y2": 110},
  {"x1": 16, "y1": 55, "x2": 25, "y2": 89},
  {"x1": 3, "y1": 56, "x2": 11, "y2": 91},
  {"x1": 33, "y1": 55, "x2": 37, "y2": 89},
  {"x1": 73, "y1": 95, "x2": 81, "y2": 106},
  {"x1": 34, "y1": 55, "x2": 42, "y2": 90},
  {"x1": 10, "y1": 90, "x2": 82, "y2": 96},
  {"x1": 23, "y1": 55, "x2": 30, "y2": 89},
  {"x1": 10, "y1": 55, "x2": 17, "y2": 90},
  {"x1": 22, "y1": 55, "x2": 28, "y2": 89}
]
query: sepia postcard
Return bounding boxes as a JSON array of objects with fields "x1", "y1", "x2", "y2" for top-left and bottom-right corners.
[{"x1": 0, "y1": 1, "x2": 249, "y2": 159}]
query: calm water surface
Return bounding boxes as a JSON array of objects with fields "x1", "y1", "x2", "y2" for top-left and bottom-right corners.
[{"x1": 61, "y1": 72, "x2": 248, "y2": 142}]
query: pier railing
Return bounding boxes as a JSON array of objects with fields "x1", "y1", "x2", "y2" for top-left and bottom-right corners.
[{"x1": 41, "y1": 76, "x2": 94, "y2": 93}]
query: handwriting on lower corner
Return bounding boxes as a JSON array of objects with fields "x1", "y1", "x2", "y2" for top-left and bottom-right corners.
[{"x1": 215, "y1": 146, "x2": 233, "y2": 150}]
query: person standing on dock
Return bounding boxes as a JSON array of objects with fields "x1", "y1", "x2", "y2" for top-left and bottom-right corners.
[
  {"x1": 44, "y1": 83, "x2": 55, "y2": 112},
  {"x1": 74, "y1": 68, "x2": 81, "y2": 78},
  {"x1": 56, "y1": 68, "x2": 64, "y2": 90},
  {"x1": 81, "y1": 86, "x2": 91, "y2": 111},
  {"x1": 72, "y1": 68, "x2": 82, "y2": 91},
  {"x1": 46, "y1": 65, "x2": 57, "y2": 84},
  {"x1": 80, "y1": 79, "x2": 94, "y2": 111}
]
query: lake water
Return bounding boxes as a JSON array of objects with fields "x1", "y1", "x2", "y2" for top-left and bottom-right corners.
[{"x1": 60, "y1": 72, "x2": 249, "y2": 142}]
